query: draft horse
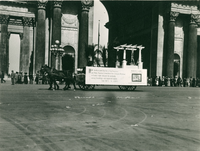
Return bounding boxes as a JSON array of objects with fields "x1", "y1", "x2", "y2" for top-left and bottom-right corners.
[{"x1": 40, "y1": 65, "x2": 76, "y2": 90}]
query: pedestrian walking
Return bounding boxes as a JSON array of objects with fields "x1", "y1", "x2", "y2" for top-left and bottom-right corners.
[
  {"x1": 18, "y1": 72, "x2": 22, "y2": 84},
  {"x1": 162, "y1": 76, "x2": 165, "y2": 86},
  {"x1": 189, "y1": 77, "x2": 193, "y2": 87},
  {"x1": 35, "y1": 71, "x2": 39, "y2": 84},
  {"x1": 15, "y1": 72, "x2": 18, "y2": 84},
  {"x1": 167, "y1": 77, "x2": 171, "y2": 87},
  {"x1": 11, "y1": 70, "x2": 15, "y2": 85},
  {"x1": 196, "y1": 78, "x2": 199, "y2": 87},
  {"x1": 1, "y1": 71, "x2": 6, "y2": 83},
  {"x1": 29, "y1": 73, "x2": 33, "y2": 84},
  {"x1": 24, "y1": 72, "x2": 28, "y2": 84},
  {"x1": 192, "y1": 78, "x2": 196, "y2": 87}
]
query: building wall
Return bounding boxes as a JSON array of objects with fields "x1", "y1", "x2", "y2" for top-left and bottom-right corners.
[
  {"x1": 0, "y1": 1, "x2": 94, "y2": 74},
  {"x1": 104, "y1": 1, "x2": 200, "y2": 78}
]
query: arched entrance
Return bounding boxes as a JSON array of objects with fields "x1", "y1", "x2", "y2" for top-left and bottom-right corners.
[
  {"x1": 174, "y1": 54, "x2": 180, "y2": 77},
  {"x1": 62, "y1": 46, "x2": 75, "y2": 71}
]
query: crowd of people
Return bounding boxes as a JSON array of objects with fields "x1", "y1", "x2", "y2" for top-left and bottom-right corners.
[
  {"x1": 8, "y1": 70, "x2": 47, "y2": 85},
  {"x1": 1, "y1": 70, "x2": 200, "y2": 88},
  {"x1": 148, "y1": 76, "x2": 200, "y2": 87}
]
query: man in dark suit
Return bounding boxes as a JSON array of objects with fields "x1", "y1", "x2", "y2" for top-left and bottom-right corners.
[{"x1": 11, "y1": 70, "x2": 15, "y2": 85}]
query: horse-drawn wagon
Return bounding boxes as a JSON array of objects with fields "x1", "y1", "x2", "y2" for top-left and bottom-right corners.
[{"x1": 75, "y1": 44, "x2": 147, "y2": 91}]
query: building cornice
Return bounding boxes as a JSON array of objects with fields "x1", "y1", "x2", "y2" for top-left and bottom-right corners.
[{"x1": 171, "y1": 2, "x2": 200, "y2": 15}]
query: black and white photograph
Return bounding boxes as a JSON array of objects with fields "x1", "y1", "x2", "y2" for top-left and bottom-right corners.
[{"x1": 0, "y1": 0, "x2": 200, "y2": 150}]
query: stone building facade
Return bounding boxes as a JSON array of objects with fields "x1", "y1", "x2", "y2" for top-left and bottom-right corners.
[
  {"x1": 0, "y1": 0, "x2": 94, "y2": 75},
  {"x1": 103, "y1": 1, "x2": 200, "y2": 79},
  {"x1": 1, "y1": 1, "x2": 200, "y2": 79}
]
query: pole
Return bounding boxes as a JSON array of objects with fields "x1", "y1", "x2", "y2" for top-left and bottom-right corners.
[
  {"x1": 97, "y1": 20, "x2": 100, "y2": 66},
  {"x1": 98, "y1": 20, "x2": 100, "y2": 51}
]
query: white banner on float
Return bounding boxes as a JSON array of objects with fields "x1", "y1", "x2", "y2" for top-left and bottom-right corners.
[{"x1": 85, "y1": 67, "x2": 147, "y2": 85}]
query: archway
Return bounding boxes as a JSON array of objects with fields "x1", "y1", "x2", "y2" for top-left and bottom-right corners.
[
  {"x1": 62, "y1": 46, "x2": 75, "y2": 71},
  {"x1": 174, "y1": 54, "x2": 180, "y2": 77}
]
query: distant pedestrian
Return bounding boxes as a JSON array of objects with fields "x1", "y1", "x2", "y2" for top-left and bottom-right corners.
[
  {"x1": 35, "y1": 71, "x2": 39, "y2": 84},
  {"x1": 158, "y1": 76, "x2": 162, "y2": 86},
  {"x1": 24, "y1": 72, "x2": 28, "y2": 84},
  {"x1": 189, "y1": 77, "x2": 193, "y2": 87},
  {"x1": 192, "y1": 78, "x2": 196, "y2": 87},
  {"x1": 167, "y1": 77, "x2": 171, "y2": 87},
  {"x1": 11, "y1": 70, "x2": 15, "y2": 85},
  {"x1": 196, "y1": 78, "x2": 200, "y2": 87},
  {"x1": 20, "y1": 72, "x2": 24, "y2": 84},
  {"x1": 18, "y1": 72, "x2": 22, "y2": 84},
  {"x1": 183, "y1": 78, "x2": 186, "y2": 87},
  {"x1": 186, "y1": 78, "x2": 190, "y2": 87},
  {"x1": 1, "y1": 71, "x2": 6, "y2": 83},
  {"x1": 162, "y1": 76, "x2": 165, "y2": 86},
  {"x1": 15, "y1": 72, "x2": 18, "y2": 84},
  {"x1": 29, "y1": 73, "x2": 33, "y2": 84}
]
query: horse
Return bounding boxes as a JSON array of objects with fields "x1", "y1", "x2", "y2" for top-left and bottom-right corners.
[{"x1": 40, "y1": 65, "x2": 76, "y2": 90}]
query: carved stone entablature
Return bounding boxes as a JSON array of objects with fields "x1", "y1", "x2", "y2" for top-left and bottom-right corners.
[
  {"x1": 0, "y1": 15, "x2": 9, "y2": 24},
  {"x1": 53, "y1": 1, "x2": 63, "y2": 8},
  {"x1": 19, "y1": 33, "x2": 23, "y2": 40},
  {"x1": 171, "y1": 3, "x2": 199, "y2": 15},
  {"x1": 169, "y1": 11, "x2": 179, "y2": 22},
  {"x1": 81, "y1": 0, "x2": 93, "y2": 11},
  {"x1": 9, "y1": 18, "x2": 23, "y2": 26},
  {"x1": 22, "y1": 17, "x2": 33, "y2": 27},
  {"x1": 37, "y1": 1, "x2": 47, "y2": 10}
]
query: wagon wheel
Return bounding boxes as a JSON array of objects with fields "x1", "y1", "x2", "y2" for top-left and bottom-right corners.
[
  {"x1": 85, "y1": 85, "x2": 95, "y2": 90},
  {"x1": 118, "y1": 85, "x2": 128, "y2": 90},
  {"x1": 78, "y1": 82, "x2": 86, "y2": 90},
  {"x1": 127, "y1": 86, "x2": 137, "y2": 91}
]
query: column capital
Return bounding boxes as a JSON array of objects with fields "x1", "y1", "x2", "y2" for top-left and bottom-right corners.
[
  {"x1": 81, "y1": 0, "x2": 93, "y2": 11},
  {"x1": 19, "y1": 33, "x2": 23, "y2": 40},
  {"x1": 0, "y1": 15, "x2": 9, "y2": 24},
  {"x1": 37, "y1": 1, "x2": 47, "y2": 10},
  {"x1": 53, "y1": 1, "x2": 63, "y2": 8},
  {"x1": 169, "y1": 11, "x2": 179, "y2": 22},
  {"x1": 190, "y1": 14, "x2": 200, "y2": 26},
  {"x1": 22, "y1": 17, "x2": 33, "y2": 27}
]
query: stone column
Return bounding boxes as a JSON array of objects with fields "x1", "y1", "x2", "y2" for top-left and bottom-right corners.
[
  {"x1": 22, "y1": 17, "x2": 32, "y2": 73},
  {"x1": 35, "y1": 1, "x2": 47, "y2": 73},
  {"x1": 156, "y1": 4, "x2": 165, "y2": 77},
  {"x1": 166, "y1": 12, "x2": 179, "y2": 78},
  {"x1": 78, "y1": 0, "x2": 92, "y2": 68},
  {"x1": 6, "y1": 32, "x2": 11, "y2": 74},
  {"x1": 32, "y1": 18, "x2": 36, "y2": 75},
  {"x1": 45, "y1": 17, "x2": 49, "y2": 65},
  {"x1": 29, "y1": 18, "x2": 34, "y2": 75},
  {"x1": 51, "y1": 1, "x2": 62, "y2": 69},
  {"x1": 19, "y1": 33, "x2": 23, "y2": 72},
  {"x1": 187, "y1": 14, "x2": 198, "y2": 78},
  {"x1": 0, "y1": 15, "x2": 9, "y2": 74}
]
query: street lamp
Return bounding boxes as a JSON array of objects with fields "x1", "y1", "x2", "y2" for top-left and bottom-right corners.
[{"x1": 50, "y1": 40, "x2": 64, "y2": 70}]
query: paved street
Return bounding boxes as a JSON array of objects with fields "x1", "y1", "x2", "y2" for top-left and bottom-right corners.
[{"x1": 0, "y1": 81, "x2": 200, "y2": 151}]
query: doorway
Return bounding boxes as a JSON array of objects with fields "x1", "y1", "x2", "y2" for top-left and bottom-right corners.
[{"x1": 62, "y1": 46, "x2": 75, "y2": 71}]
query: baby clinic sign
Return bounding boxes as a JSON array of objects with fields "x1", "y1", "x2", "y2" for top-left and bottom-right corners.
[{"x1": 85, "y1": 67, "x2": 147, "y2": 85}]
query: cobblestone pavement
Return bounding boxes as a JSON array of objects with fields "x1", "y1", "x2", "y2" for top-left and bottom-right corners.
[{"x1": 0, "y1": 81, "x2": 200, "y2": 151}]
